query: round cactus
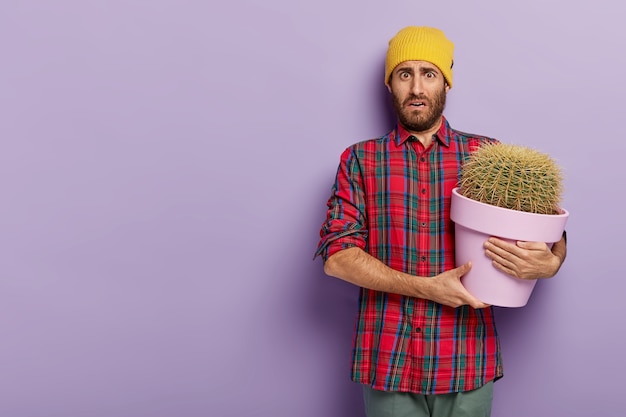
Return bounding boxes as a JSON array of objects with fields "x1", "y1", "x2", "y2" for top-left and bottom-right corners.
[{"x1": 458, "y1": 143, "x2": 563, "y2": 215}]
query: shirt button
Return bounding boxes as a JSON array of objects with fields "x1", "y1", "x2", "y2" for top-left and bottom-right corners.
[
  {"x1": 421, "y1": 256, "x2": 426, "y2": 262},
  {"x1": 415, "y1": 327, "x2": 422, "y2": 333},
  {"x1": 421, "y1": 222, "x2": 427, "y2": 227},
  {"x1": 421, "y1": 189, "x2": 426, "y2": 194},
  {"x1": 420, "y1": 157, "x2": 426, "y2": 162}
]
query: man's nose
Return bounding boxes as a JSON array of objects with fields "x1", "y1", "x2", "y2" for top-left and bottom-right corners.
[{"x1": 410, "y1": 79, "x2": 424, "y2": 95}]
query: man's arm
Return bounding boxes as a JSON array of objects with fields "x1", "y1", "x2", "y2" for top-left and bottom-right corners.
[
  {"x1": 483, "y1": 233, "x2": 567, "y2": 280},
  {"x1": 323, "y1": 247, "x2": 490, "y2": 309}
]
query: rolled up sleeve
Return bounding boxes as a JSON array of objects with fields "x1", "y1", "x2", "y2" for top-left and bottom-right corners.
[{"x1": 315, "y1": 147, "x2": 368, "y2": 262}]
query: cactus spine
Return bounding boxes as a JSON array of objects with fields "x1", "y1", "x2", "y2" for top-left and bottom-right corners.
[{"x1": 458, "y1": 143, "x2": 563, "y2": 215}]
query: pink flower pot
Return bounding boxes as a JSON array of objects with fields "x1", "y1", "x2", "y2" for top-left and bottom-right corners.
[{"x1": 450, "y1": 188, "x2": 569, "y2": 307}]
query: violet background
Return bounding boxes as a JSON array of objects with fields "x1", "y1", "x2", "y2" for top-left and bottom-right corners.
[{"x1": 1, "y1": 0, "x2": 623, "y2": 416}]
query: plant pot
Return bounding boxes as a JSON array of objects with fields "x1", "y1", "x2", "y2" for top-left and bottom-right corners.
[{"x1": 450, "y1": 188, "x2": 569, "y2": 307}]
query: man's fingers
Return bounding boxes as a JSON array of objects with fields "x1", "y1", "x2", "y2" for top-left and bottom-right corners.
[
  {"x1": 453, "y1": 263, "x2": 490, "y2": 309},
  {"x1": 491, "y1": 259, "x2": 518, "y2": 277},
  {"x1": 516, "y1": 240, "x2": 548, "y2": 251},
  {"x1": 484, "y1": 239, "x2": 515, "y2": 259},
  {"x1": 455, "y1": 261, "x2": 472, "y2": 277}
]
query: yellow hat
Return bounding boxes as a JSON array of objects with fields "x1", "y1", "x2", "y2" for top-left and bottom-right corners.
[{"x1": 385, "y1": 26, "x2": 455, "y2": 88}]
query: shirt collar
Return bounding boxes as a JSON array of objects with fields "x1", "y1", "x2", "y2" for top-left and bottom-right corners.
[{"x1": 394, "y1": 116, "x2": 452, "y2": 147}]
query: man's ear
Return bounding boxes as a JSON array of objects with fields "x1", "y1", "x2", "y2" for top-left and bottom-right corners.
[{"x1": 445, "y1": 83, "x2": 450, "y2": 93}]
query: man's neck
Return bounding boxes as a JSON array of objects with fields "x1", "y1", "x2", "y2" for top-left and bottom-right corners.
[{"x1": 402, "y1": 117, "x2": 443, "y2": 148}]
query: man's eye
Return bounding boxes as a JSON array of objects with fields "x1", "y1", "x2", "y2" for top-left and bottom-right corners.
[{"x1": 400, "y1": 72, "x2": 410, "y2": 79}]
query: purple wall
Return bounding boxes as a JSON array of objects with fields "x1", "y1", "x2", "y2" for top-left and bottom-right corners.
[{"x1": 1, "y1": 1, "x2": 624, "y2": 416}]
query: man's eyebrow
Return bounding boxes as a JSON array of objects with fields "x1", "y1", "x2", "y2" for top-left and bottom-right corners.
[
  {"x1": 419, "y1": 66, "x2": 439, "y2": 75},
  {"x1": 394, "y1": 65, "x2": 440, "y2": 76},
  {"x1": 394, "y1": 66, "x2": 414, "y2": 74}
]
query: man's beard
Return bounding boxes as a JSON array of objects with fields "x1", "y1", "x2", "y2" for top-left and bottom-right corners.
[{"x1": 392, "y1": 86, "x2": 447, "y2": 133}]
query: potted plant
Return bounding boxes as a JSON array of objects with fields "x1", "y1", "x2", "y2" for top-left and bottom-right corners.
[{"x1": 450, "y1": 143, "x2": 569, "y2": 307}]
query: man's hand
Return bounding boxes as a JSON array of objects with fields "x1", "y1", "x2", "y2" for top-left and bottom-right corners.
[
  {"x1": 483, "y1": 236, "x2": 566, "y2": 280},
  {"x1": 428, "y1": 262, "x2": 490, "y2": 309},
  {"x1": 324, "y1": 247, "x2": 490, "y2": 309}
]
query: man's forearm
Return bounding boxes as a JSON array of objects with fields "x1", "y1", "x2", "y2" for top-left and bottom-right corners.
[
  {"x1": 550, "y1": 233, "x2": 567, "y2": 275},
  {"x1": 324, "y1": 247, "x2": 488, "y2": 309},
  {"x1": 323, "y1": 247, "x2": 432, "y2": 299}
]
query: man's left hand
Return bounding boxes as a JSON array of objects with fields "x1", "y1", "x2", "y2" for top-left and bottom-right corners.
[{"x1": 483, "y1": 237, "x2": 565, "y2": 280}]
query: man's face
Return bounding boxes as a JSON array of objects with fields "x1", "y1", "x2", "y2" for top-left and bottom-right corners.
[{"x1": 388, "y1": 61, "x2": 449, "y2": 133}]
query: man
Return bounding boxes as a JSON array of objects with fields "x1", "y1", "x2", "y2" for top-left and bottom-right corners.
[{"x1": 315, "y1": 26, "x2": 567, "y2": 417}]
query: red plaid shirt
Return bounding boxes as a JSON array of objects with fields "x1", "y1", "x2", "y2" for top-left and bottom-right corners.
[{"x1": 316, "y1": 118, "x2": 503, "y2": 394}]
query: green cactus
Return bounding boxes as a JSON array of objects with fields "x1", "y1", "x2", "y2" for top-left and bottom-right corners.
[{"x1": 458, "y1": 143, "x2": 563, "y2": 215}]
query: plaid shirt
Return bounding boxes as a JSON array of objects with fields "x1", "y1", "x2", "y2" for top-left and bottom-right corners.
[{"x1": 315, "y1": 117, "x2": 503, "y2": 394}]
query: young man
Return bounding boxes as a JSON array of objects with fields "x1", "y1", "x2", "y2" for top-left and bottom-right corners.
[{"x1": 315, "y1": 26, "x2": 566, "y2": 417}]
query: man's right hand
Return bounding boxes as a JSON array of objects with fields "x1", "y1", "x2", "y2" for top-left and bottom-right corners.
[
  {"x1": 324, "y1": 248, "x2": 489, "y2": 310},
  {"x1": 427, "y1": 262, "x2": 490, "y2": 309}
]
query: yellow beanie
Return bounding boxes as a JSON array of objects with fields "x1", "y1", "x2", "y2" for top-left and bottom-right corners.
[{"x1": 385, "y1": 26, "x2": 455, "y2": 88}]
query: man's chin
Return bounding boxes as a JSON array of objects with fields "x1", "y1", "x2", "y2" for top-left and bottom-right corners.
[{"x1": 400, "y1": 118, "x2": 437, "y2": 132}]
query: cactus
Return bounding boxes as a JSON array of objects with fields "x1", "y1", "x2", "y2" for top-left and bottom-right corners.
[{"x1": 458, "y1": 143, "x2": 563, "y2": 215}]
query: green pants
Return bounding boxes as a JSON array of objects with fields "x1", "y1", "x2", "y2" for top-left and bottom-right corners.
[{"x1": 362, "y1": 382, "x2": 494, "y2": 417}]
